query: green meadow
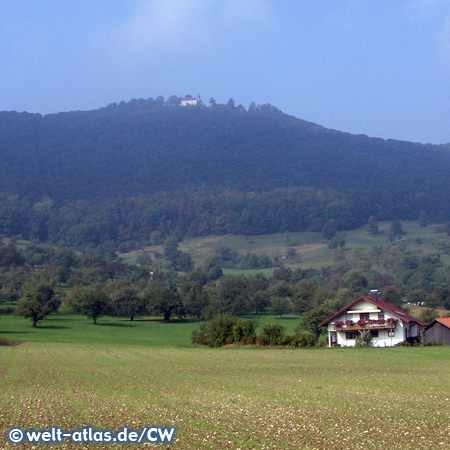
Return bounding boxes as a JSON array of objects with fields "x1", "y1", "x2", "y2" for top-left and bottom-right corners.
[
  {"x1": 1, "y1": 314, "x2": 450, "y2": 449},
  {"x1": 0, "y1": 314, "x2": 299, "y2": 348}
]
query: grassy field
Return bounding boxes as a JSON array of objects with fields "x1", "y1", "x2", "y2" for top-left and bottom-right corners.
[
  {"x1": 120, "y1": 221, "x2": 450, "y2": 274},
  {"x1": 1, "y1": 315, "x2": 450, "y2": 449},
  {"x1": 0, "y1": 314, "x2": 299, "y2": 347}
]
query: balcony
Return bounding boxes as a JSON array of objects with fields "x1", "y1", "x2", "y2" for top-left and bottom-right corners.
[{"x1": 332, "y1": 318, "x2": 397, "y2": 331}]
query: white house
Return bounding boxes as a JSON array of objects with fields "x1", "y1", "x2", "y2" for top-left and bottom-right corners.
[
  {"x1": 321, "y1": 295, "x2": 424, "y2": 347},
  {"x1": 180, "y1": 95, "x2": 200, "y2": 107}
]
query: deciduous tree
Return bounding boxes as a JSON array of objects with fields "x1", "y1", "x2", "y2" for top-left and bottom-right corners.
[{"x1": 16, "y1": 278, "x2": 59, "y2": 327}]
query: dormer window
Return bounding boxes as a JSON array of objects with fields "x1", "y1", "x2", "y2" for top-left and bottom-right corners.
[{"x1": 378, "y1": 311, "x2": 385, "y2": 320}]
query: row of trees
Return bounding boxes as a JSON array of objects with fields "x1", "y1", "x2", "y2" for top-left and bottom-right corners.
[
  {"x1": 11, "y1": 257, "x2": 450, "y2": 325},
  {"x1": 104, "y1": 95, "x2": 276, "y2": 113},
  {"x1": 11, "y1": 265, "x2": 386, "y2": 332},
  {"x1": 15, "y1": 272, "x2": 203, "y2": 326},
  {"x1": 7, "y1": 226, "x2": 450, "y2": 331}
]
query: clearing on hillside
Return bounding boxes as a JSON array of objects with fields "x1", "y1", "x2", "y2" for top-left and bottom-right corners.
[{"x1": 120, "y1": 220, "x2": 450, "y2": 273}]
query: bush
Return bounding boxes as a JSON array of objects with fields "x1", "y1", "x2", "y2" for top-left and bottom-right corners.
[
  {"x1": 0, "y1": 337, "x2": 18, "y2": 346},
  {"x1": 191, "y1": 315, "x2": 238, "y2": 347},
  {"x1": 255, "y1": 335, "x2": 264, "y2": 346},
  {"x1": 281, "y1": 335, "x2": 296, "y2": 346},
  {"x1": 355, "y1": 329, "x2": 372, "y2": 347},
  {"x1": 292, "y1": 329, "x2": 316, "y2": 347},
  {"x1": 259, "y1": 322, "x2": 285, "y2": 346},
  {"x1": 193, "y1": 318, "x2": 318, "y2": 348},
  {"x1": 191, "y1": 324, "x2": 209, "y2": 346},
  {"x1": 206, "y1": 315, "x2": 237, "y2": 347},
  {"x1": 317, "y1": 332, "x2": 329, "y2": 347},
  {"x1": 232, "y1": 319, "x2": 256, "y2": 344}
]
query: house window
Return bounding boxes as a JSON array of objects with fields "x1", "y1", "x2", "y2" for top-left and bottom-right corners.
[
  {"x1": 360, "y1": 313, "x2": 370, "y2": 321},
  {"x1": 378, "y1": 311, "x2": 385, "y2": 320},
  {"x1": 370, "y1": 330, "x2": 379, "y2": 338},
  {"x1": 388, "y1": 330, "x2": 395, "y2": 337},
  {"x1": 345, "y1": 331, "x2": 358, "y2": 340}
]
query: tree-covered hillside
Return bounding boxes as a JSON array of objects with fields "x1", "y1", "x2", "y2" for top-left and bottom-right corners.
[{"x1": 0, "y1": 96, "x2": 449, "y2": 248}]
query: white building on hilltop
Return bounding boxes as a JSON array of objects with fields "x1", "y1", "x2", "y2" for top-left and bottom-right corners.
[
  {"x1": 321, "y1": 295, "x2": 424, "y2": 347},
  {"x1": 180, "y1": 95, "x2": 200, "y2": 107}
]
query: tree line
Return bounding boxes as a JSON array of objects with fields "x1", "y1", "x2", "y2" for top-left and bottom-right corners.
[{"x1": 3, "y1": 230, "x2": 450, "y2": 333}]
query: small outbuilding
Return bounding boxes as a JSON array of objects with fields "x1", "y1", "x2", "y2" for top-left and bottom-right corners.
[{"x1": 424, "y1": 317, "x2": 450, "y2": 345}]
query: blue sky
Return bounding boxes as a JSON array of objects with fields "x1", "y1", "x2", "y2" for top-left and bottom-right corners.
[{"x1": 1, "y1": 0, "x2": 450, "y2": 143}]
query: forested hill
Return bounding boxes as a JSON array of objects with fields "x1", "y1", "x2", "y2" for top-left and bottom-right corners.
[
  {"x1": 0, "y1": 97, "x2": 449, "y2": 248},
  {"x1": 1, "y1": 99, "x2": 448, "y2": 199}
]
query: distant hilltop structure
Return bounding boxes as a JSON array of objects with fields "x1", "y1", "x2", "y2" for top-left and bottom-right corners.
[
  {"x1": 180, "y1": 95, "x2": 201, "y2": 107},
  {"x1": 103, "y1": 95, "x2": 281, "y2": 114}
]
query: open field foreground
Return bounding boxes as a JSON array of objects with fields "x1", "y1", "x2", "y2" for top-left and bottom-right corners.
[{"x1": 1, "y1": 319, "x2": 450, "y2": 449}]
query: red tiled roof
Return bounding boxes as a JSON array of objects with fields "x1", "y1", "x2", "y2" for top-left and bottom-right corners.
[
  {"x1": 320, "y1": 295, "x2": 424, "y2": 327},
  {"x1": 435, "y1": 317, "x2": 450, "y2": 329}
]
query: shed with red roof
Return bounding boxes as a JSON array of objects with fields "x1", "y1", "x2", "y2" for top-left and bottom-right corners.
[{"x1": 424, "y1": 317, "x2": 450, "y2": 345}]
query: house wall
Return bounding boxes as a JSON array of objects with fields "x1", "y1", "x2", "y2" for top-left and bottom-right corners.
[
  {"x1": 329, "y1": 307, "x2": 406, "y2": 348},
  {"x1": 424, "y1": 323, "x2": 450, "y2": 345},
  {"x1": 334, "y1": 321, "x2": 405, "y2": 347}
]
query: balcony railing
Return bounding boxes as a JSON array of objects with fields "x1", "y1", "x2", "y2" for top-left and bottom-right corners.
[{"x1": 332, "y1": 318, "x2": 397, "y2": 331}]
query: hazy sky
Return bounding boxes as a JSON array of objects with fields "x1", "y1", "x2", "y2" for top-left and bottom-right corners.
[{"x1": 2, "y1": 0, "x2": 450, "y2": 143}]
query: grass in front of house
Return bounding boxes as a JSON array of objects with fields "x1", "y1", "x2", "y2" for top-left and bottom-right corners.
[
  {"x1": 1, "y1": 340, "x2": 450, "y2": 449},
  {"x1": 0, "y1": 313, "x2": 301, "y2": 347}
]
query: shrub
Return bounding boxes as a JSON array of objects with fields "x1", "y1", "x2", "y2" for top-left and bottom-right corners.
[
  {"x1": 255, "y1": 335, "x2": 264, "y2": 346},
  {"x1": 206, "y1": 315, "x2": 237, "y2": 347},
  {"x1": 232, "y1": 319, "x2": 256, "y2": 344},
  {"x1": 281, "y1": 335, "x2": 296, "y2": 346},
  {"x1": 0, "y1": 337, "x2": 18, "y2": 346},
  {"x1": 191, "y1": 324, "x2": 209, "y2": 346},
  {"x1": 292, "y1": 329, "x2": 316, "y2": 347},
  {"x1": 355, "y1": 329, "x2": 372, "y2": 347},
  {"x1": 317, "y1": 332, "x2": 329, "y2": 347},
  {"x1": 259, "y1": 322, "x2": 285, "y2": 346},
  {"x1": 191, "y1": 315, "x2": 238, "y2": 347}
]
